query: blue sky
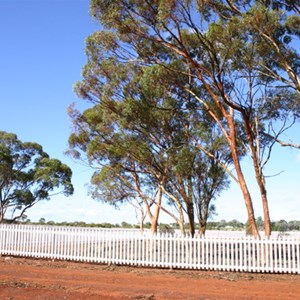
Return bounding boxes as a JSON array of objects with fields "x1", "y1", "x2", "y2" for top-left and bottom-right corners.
[{"x1": 0, "y1": 0, "x2": 299, "y2": 224}]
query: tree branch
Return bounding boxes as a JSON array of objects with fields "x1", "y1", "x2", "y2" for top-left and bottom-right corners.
[{"x1": 262, "y1": 132, "x2": 300, "y2": 149}]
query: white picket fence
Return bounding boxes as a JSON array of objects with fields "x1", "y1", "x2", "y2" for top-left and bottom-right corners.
[{"x1": 0, "y1": 224, "x2": 299, "y2": 274}]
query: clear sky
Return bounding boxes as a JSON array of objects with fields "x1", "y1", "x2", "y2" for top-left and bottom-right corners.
[{"x1": 0, "y1": 0, "x2": 299, "y2": 225}]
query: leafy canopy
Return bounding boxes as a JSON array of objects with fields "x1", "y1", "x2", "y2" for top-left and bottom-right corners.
[{"x1": 0, "y1": 131, "x2": 74, "y2": 222}]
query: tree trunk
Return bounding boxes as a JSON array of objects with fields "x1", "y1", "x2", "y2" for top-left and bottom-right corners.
[
  {"x1": 186, "y1": 201, "x2": 195, "y2": 237},
  {"x1": 198, "y1": 203, "x2": 209, "y2": 237},
  {"x1": 253, "y1": 170, "x2": 271, "y2": 237},
  {"x1": 177, "y1": 207, "x2": 185, "y2": 234},
  {"x1": 186, "y1": 177, "x2": 195, "y2": 237},
  {"x1": 140, "y1": 222, "x2": 144, "y2": 232},
  {"x1": 227, "y1": 115, "x2": 260, "y2": 239},
  {"x1": 261, "y1": 191, "x2": 271, "y2": 237},
  {"x1": 0, "y1": 201, "x2": 5, "y2": 223},
  {"x1": 242, "y1": 113, "x2": 271, "y2": 238},
  {"x1": 234, "y1": 161, "x2": 260, "y2": 237},
  {"x1": 138, "y1": 208, "x2": 146, "y2": 232},
  {"x1": 150, "y1": 186, "x2": 162, "y2": 234},
  {"x1": 198, "y1": 220, "x2": 207, "y2": 237}
]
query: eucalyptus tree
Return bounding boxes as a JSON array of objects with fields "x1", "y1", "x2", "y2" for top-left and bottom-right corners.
[
  {"x1": 68, "y1": 99, "x2": 165, "y2": 233},
  {"x1": 69, "y1": 52, "x2": 231, "y2": 235},
  {"x1": 68, "y1": 61, "x2": 176, "y2": 233},
  {"x1": 0, "y1": 131, "x2": 74, "y2": 222},
  {"x1": 86, "y1": 0, "x2": 300, "y2": 238},
  {"x1": 140, "y1": 65, "x2": 232, "y2": 236}
]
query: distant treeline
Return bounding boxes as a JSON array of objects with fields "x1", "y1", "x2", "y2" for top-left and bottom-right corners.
[{"x1": 11, "y1": 217, "x2": 300, "y2": 233}]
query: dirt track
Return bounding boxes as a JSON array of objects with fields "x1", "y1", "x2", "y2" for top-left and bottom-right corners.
[{"x1": 0, "y1": 256, "x2": 299, "y2": 299}]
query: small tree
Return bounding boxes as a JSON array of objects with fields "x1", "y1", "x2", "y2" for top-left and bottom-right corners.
[{"x1": 0, "y1": 131, "x2": 74, "y2": 222}]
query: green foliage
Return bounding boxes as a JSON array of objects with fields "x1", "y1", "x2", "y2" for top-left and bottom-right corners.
[
  {"x1": 121, "y1": 221, "x2": 132, "y2": 228},
  {"x1": 159, "y1": 223, "x2": 175, "y2": 234},
  {"x1": 0, "y1": 131, "x2": 74, "y2": 222},
  {"x1": 39, "y1": 218, "x2": 46, "y2": 224},
  {"x1": 20, "y1": 218, "x2": 300, "y2": 233},
  {"x1": 272, "y1": 219, "x2": 289, "y2": 232},
  {"x1": 69, "y1": 57, "x2": 231, "y2": 235}
]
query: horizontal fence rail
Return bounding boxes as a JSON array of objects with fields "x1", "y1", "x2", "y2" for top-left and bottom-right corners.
[{"x1": 0, "y1": 224, "x2": 299, "y2": 274}]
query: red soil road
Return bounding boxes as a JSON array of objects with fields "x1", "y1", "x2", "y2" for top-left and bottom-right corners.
[{"x1": 0, "y1": 256, "x2": 299, "y2": 299}]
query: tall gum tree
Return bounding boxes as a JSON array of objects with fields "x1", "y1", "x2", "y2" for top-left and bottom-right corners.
[
  {"x1": 69, "y1": 51, "x2": 231, "y2": 235},
  {"x1": 87, "y1": 0, "x2": 300, "y2": 238}
]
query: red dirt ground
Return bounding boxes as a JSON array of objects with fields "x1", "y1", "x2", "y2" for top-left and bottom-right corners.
[{"x1": 0, "y1": 256, "x2": 299, "y2": 299}]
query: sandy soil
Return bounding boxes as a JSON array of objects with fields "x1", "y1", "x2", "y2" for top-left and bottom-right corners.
[{"x1": 0, "y1": 256, "x2": 299, "y2": 299}]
